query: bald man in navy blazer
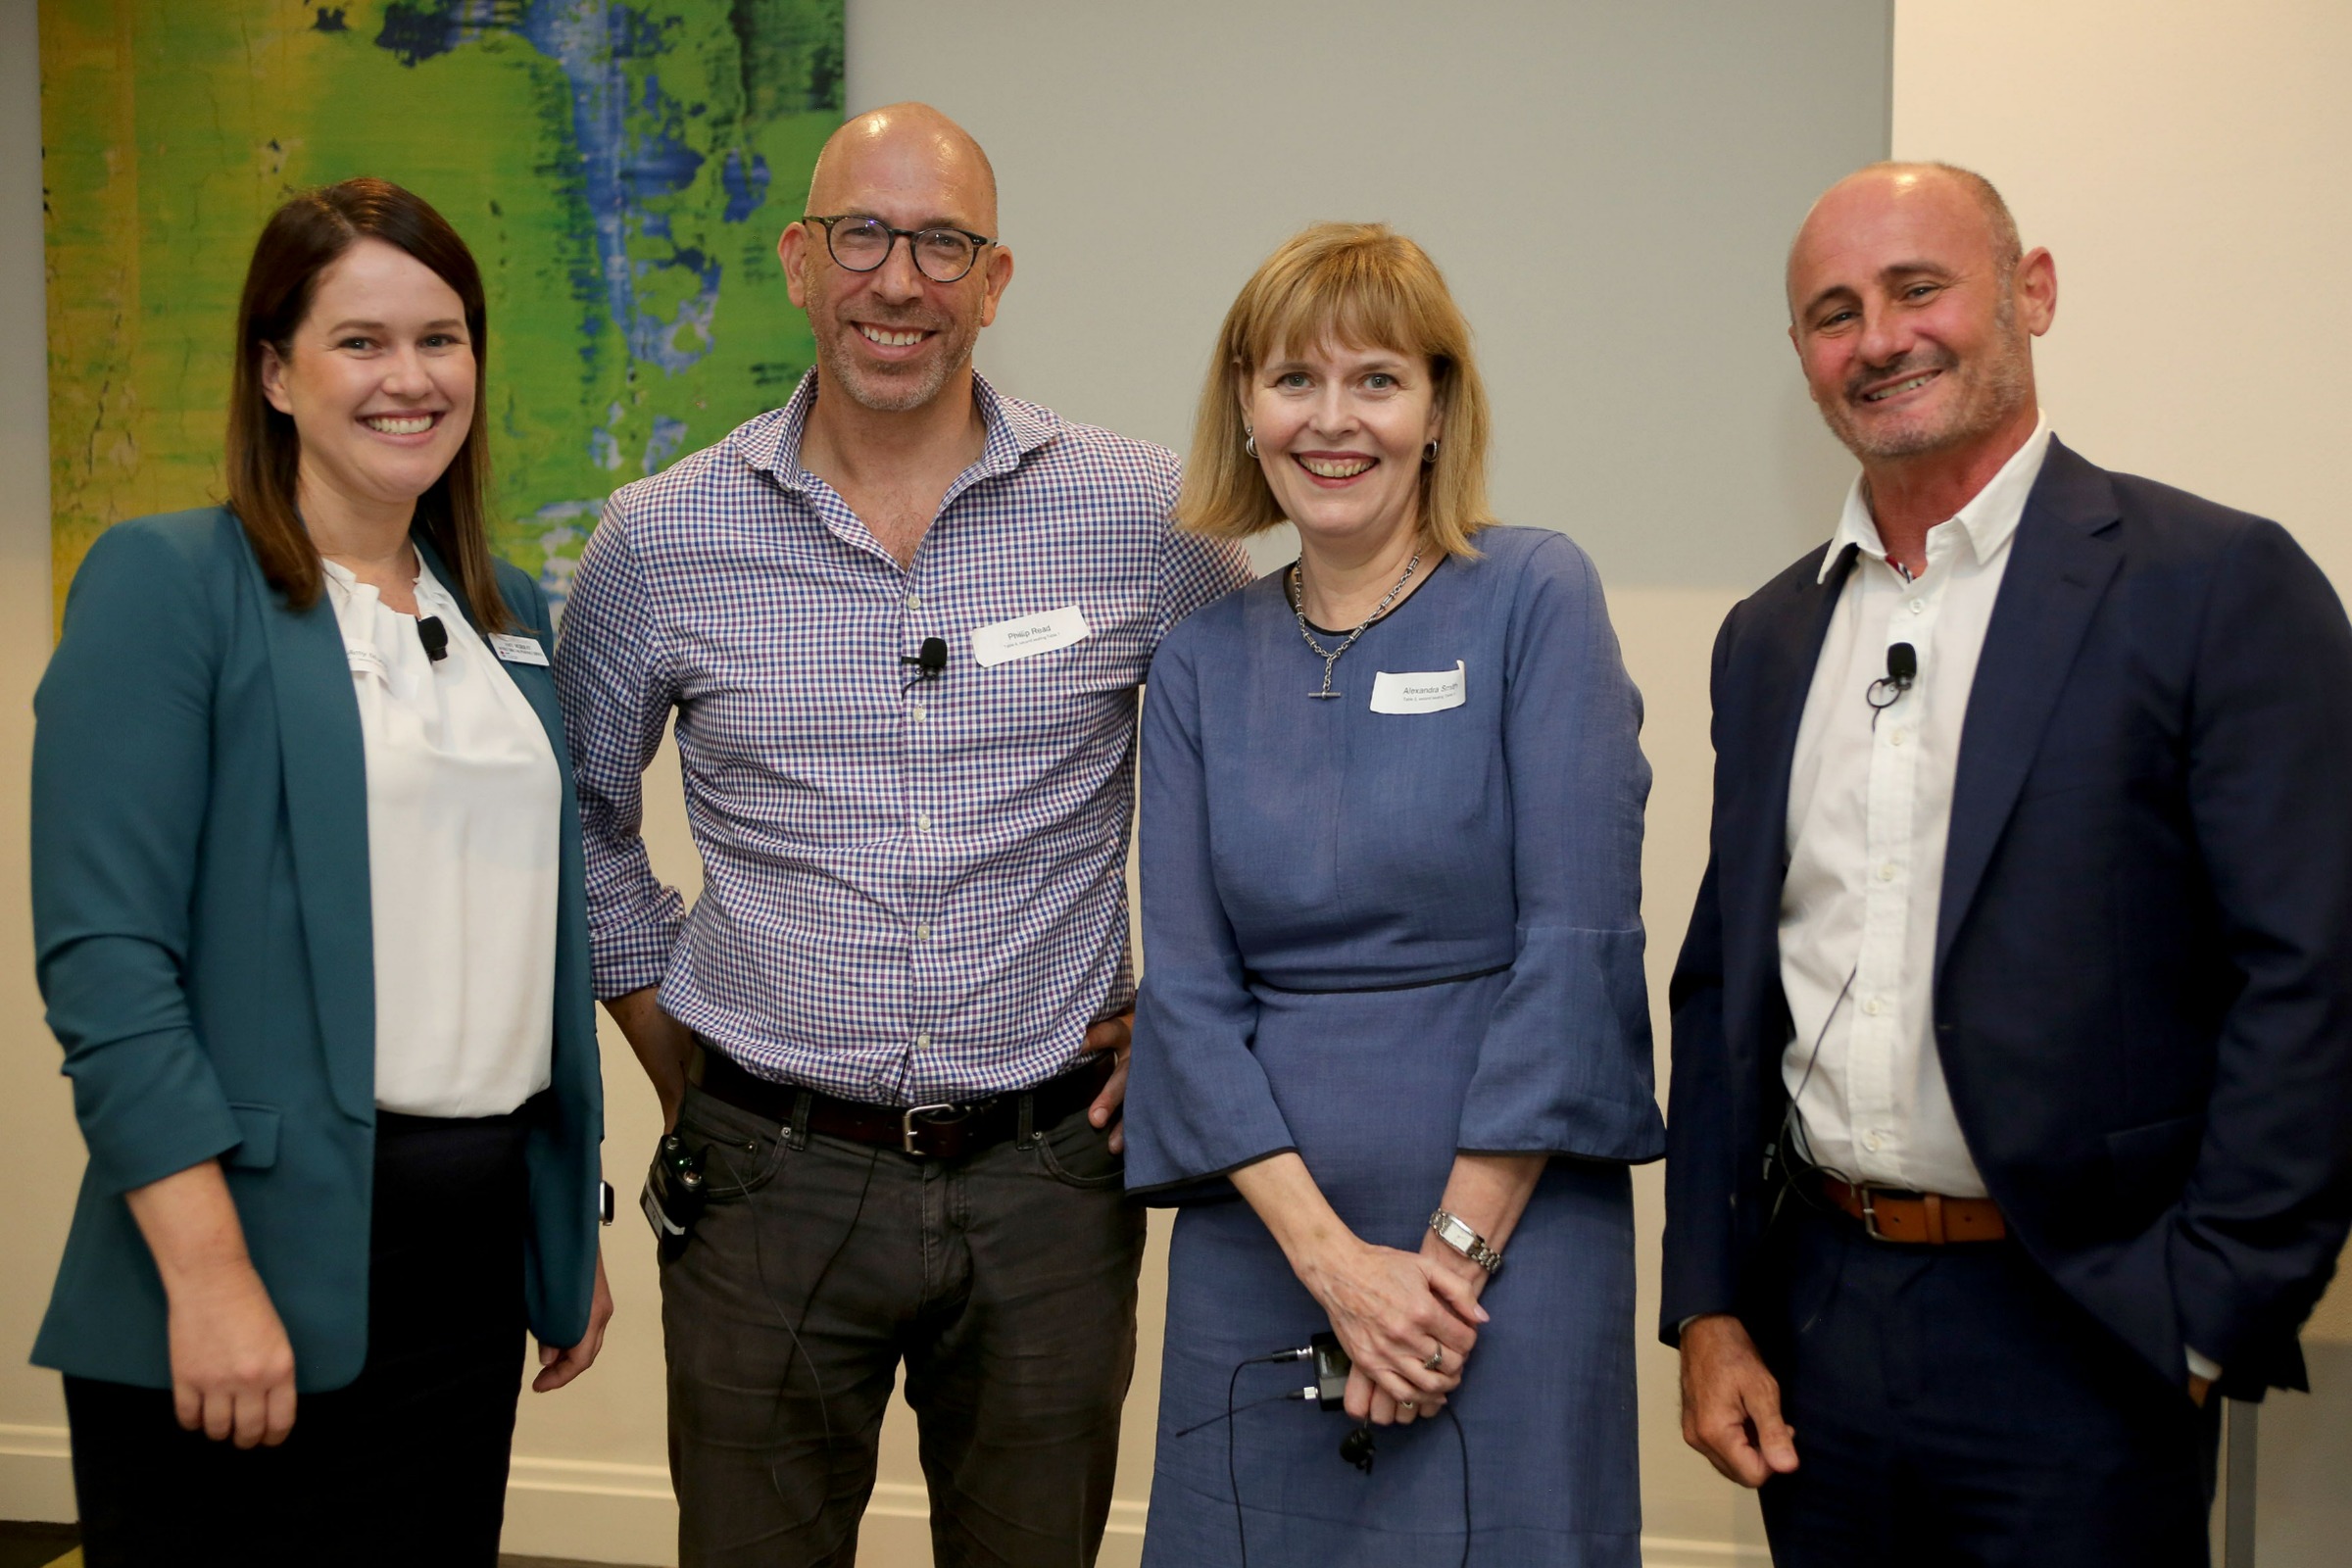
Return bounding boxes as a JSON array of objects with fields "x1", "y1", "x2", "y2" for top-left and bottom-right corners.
[{"x1": 1662, "y1": 162, "x2": 2352, "y2": 1565}]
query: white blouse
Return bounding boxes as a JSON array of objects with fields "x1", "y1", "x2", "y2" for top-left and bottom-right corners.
[{"x1": 321, "y1": 554, "x2": 561, "y2": 1119}]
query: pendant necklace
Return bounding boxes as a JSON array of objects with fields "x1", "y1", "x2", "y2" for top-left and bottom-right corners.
[{"x1": 1291, "y1": 549, "x2": 1423, "y2": 699}]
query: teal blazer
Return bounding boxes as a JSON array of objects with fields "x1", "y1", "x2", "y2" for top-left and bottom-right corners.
[{"x1": 30, "y1": 508, "x2": 603, "y2": 1391}]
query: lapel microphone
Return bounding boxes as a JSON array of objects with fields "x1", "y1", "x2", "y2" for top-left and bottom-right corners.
[
  {"x1": 901, "y1": 636, "x2": 948, "y2": 678},
  {"x1": 899, "y1": 637, "x2": 948, "y2": 694},
  {"x1": 416, "y1": 615, "x2": 450, "y2": 662},
  {"x1": 1866, "y1": 640, "x2": 1917, "y2": 717}
]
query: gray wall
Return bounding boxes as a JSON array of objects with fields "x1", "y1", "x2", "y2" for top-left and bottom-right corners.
[{"x1": 852, "y1": 0, "x2": 1889, "y2": 588}]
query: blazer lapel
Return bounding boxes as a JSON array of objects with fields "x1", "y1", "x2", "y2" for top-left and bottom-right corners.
[
  {"x1": 253, "y1": 547, "x2": 377, "y2": 1123},
  {"x1": 1936, "y1": 441, "x2": 2123, "y2": 979},
  {"x1": 1726, "y1": 546, "x2": 1857, "y2": 956}
]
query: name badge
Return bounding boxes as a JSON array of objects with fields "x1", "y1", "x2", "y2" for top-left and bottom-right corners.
[
  {"x1": 345, "y1": 645, "x2": 389, "y2": 681},
  {"x1": 970, "y1": 604, "x2": 1090, "y2": 668},
  {"x1": 1369, "y1": 660, "x2": 1467, "y2": 714},
  {"x1": 489, "y1": 632, "x2": 550, "y2": 667}
]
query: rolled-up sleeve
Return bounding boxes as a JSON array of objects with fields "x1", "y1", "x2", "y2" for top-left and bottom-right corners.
[
  {"x1": 1125, "y1": 625, "x2": 1296, "y2": 1198},
  {"x1": 553, "y1": 499, "x2": 687, "y2": 999},
  {"x1": 1456, "y1": 535, "x2": 1665, "y2": 1161},
  {"x1": 33, "y1": 524, "x2": 242, "y2": 1195}
]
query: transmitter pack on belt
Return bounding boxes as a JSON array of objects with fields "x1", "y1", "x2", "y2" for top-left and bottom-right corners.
[{"x1": 641, "y1": 1134, "x2": 708, "y2": 1261}]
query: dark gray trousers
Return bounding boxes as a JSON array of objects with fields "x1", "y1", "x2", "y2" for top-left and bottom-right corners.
[{"x1": 659, "y1": 1077, "x2": 1147, "y2": 1568}]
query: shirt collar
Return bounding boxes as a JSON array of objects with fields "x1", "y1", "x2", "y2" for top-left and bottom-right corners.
[
  {"x1": 736, "y1": 368, "x2": 1061, "y2": 491},
  {"x1": 1817, "y1": 410, "x2": 2055, "y2": 582}
]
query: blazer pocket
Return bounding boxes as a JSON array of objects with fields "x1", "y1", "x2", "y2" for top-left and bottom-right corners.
[
  {"x1": 225, "y1": 1102, "x2": 282, "y2": 1170},
  {"x1": 2104, "y1": 1111, "x2": 2203, "y2": 1207}
]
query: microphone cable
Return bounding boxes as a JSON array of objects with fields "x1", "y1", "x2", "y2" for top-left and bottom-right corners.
[
  {"x1": 720, "y1": 1132, "x2": 881, "y2": 1557},
  {"x1": 1206, "y1": 1343, "x2": 1474, "y2": 1567}
]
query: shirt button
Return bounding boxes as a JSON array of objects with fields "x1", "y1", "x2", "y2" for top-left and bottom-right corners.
[
  {"x1": 906, "y1": 593, "x2": 922, "y2": 610},
  {"x1": 1863, "y1": 997, "x2": 1884, "y2": 1016},
  {"x1": 1909, "y1": 599, "x2": 1926, "y2": 615},
  {"x1": 1889, "y1": 729, "x2": 1908, "y2": 747},
  {"x1": 1878, "y1": 861, "x2": 1898, "y2": 882},
  {"x1": 915, "y1": 922, "x2": 931, "y2": 941},
  {"x1": 1864, "y1": 1130, "x2": 1885, "y2": 1152},
  {"x1": 910, "y1": 702, "x2": 926, "y2": 721},
  {"x1": 914, "y1": 1031, "x2": 931, "y2": 1050},
  {"x1": 915, "y1": 811, "x2": 931, "y2": 831}
]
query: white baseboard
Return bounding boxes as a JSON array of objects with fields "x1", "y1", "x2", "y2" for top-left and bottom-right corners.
[
  {"x1": 1640, "y1": 1537, "x2": 1774, "y2": 1567},
  {"x1": 0, "y1": 1422, "x2": 75, "y2": 1522},
  {"x1": 0, "y1": 1425, "x2": 1755, "y2": 1567}
]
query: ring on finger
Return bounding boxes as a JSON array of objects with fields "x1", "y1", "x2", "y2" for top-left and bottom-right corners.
[
  {"x1": 1422, "y1": 1344, "x2": 1445, "y2": 1371},
  {"x1": 1398, "y1": 1399, "x2": 1417, "y2": 1415}
]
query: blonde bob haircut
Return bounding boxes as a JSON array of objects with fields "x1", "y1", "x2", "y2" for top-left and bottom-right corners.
[{"x1": 1178, "y1": 222, "x2": 1494, "y2": 557}]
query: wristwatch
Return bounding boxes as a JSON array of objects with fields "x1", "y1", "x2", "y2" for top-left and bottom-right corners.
[{"x1": 1428, "y1": 1209, "x2": 1503, "y2": 1275}]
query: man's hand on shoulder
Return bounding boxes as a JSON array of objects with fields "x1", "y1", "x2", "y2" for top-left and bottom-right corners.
[
  {"x1": 603, "y1": 988, "x2": 696, "y2": 1132},
  {"x1": 1680, "y1": 1312, "x2": 1799, "y2": 1488},
  {"x1": 1084, "y1": 1010, "x2": 1133, "y2": 1154}
]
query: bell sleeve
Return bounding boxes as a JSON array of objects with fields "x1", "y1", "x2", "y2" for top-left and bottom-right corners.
[
  {"x1": 1456, "y1": 533, "x2": 1666, "y2": 1162},
  {"x1": 1124, "y1": 619, "x2": 1297, "y2": 1199}
]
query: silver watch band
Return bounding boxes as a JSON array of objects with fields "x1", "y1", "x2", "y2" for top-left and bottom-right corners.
[{"x1": 1428, "y1": 1209, "x2": 1503, "y2": 1274}]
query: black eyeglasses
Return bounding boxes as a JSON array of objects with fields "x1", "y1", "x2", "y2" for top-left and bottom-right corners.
[{"x1": 803, "y1": 215, "x2": 997, "y2": 283}]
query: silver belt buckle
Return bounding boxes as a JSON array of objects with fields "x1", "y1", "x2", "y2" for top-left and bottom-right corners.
[
  {"x1": 1857, "y1": 1185, "x2": 1886, "y2": 1242},
  {"x1": 901, "y1": 1101, "x2": 966, "y2": 1156}
]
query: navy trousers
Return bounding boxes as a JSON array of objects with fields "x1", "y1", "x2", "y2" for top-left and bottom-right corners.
[{"x1": 1751, "y1": 1197, "x2": 2220, "y2": 1568}]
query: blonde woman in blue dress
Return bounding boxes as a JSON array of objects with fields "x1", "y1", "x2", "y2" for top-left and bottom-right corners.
[{"x1": 1126, "y1": 223, "x2": 1662, "y2": 1564}]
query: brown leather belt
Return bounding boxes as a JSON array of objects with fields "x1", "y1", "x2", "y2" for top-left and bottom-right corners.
[
  {"x1": 698, "y1": 1048, "x2": 1116, "y2": 1161},
  {"x1": 1822, "y1": 1176, "x2": 2007, "y2": 1245}
]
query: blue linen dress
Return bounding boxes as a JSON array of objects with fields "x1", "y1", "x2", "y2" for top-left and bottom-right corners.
[{"x1": 1127, "y1": 526, "x2": 1664, "y2": 1566}]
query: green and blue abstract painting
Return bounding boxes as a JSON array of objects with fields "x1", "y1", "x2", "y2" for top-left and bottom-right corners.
[{"x1": 42, "y1": 0, "x2": 843, "y2": 622}]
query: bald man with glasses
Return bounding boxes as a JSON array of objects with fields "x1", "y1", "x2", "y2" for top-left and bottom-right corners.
[{"x1": 555, "y1": 103, "x2": 1250, "y2": 1566}]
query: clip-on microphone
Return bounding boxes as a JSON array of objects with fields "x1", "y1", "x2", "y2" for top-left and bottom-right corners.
[
  {"x1": 1865, "y1": 640, "x2": 1916, "y2": 724},
  {"x1": 899, "y1": 636, "x2": 948, "y2": 694},
  {"x1": 416, "y1": 615, "x2": 450, "y2": 663}
]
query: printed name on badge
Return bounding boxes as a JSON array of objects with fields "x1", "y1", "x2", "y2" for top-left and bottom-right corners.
[
  {"x1": 1368, "y1": 660, "x2": 1467, "y2": 714},
  {"x1": 489, "y1": 633, "x2": 551, "y2": 667},
  {"x1": 345, "y1": 645, "x2": 389, "y2": 681},
  {"x1": 970, "y1": 604, "x2": 1091, "y2": 668}
]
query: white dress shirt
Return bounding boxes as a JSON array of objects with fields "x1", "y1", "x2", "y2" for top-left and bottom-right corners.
[
  {"x1": 1779, "y1": 415, "x2": 2054, "y2": 1199},
  {"x1": 322, "y1": 555, "x2": 561, "y2": 1118}
]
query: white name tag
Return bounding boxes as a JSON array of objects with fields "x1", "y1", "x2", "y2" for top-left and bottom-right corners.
[
  {"x1": 1369, "y1": 660, "x2": 1467, "y2": 714},
  {"x1": 345, "y1": 645, "x2": 390, "y2": 681},
  {"x1": 970, "y1": 604, "x2": 1090, "y2": 668},
  {"x1": 489, "y1": 632, "x2": 550, "y2": 667}
]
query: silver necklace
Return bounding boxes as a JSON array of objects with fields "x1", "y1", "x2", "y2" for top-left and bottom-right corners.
[{"x1": 1291, "y1": 550, "x2": 1423, "y2": 699}]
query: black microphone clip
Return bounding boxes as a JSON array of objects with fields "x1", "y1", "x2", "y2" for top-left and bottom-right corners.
[
  {"x1": 416, "y1": 615, "x2": 450, "y2": 663},
  {"x1": 1866, "y1": 640, "x2": 1916, "y2": 716},
  {"x1": 900, "y1": 636, "x2": 948, "y2": 680}
]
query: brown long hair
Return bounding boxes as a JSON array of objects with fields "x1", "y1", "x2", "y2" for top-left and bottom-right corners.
[
  {"x1": 1178, "y1": 222, "x2": 1495, "y2": 558},
  {"x1": 225, "y1": 177, "x2": 517, "y2": 632}
]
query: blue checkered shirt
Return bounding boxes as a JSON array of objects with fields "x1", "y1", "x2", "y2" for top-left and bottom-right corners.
[{"x1": 555, "y1": 371, "x2": 1252, "y2": 1105}]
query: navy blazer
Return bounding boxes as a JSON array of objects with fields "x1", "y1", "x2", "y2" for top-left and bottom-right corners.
[
  {"x1": 1661, "y1": 440, "x2": 2352, "y2": 1395},
  {"x1": 30, "y1": 508, "x2": 603, "y2": 1391}
]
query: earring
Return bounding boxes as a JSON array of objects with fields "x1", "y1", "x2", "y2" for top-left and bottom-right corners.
[
  {"x1": 1423, "y1": 439, "x2": 1441, "y2": 465},
  {"x1": 1244, "y1": 425, "x2": 1259, "y2": 460}
]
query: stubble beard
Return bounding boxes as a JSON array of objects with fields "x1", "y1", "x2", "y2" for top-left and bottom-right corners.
[
  {"x1": 1820, "y1": 289, "x2": 2034, "y2": 463},
  {"x1": 809, "y1": 284, "x2": 978, "y2": 415}
]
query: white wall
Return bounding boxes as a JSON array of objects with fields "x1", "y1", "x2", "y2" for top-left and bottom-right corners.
[{"x1": 1892, "y1": 3, "x2": 2352, "y2": 1562}]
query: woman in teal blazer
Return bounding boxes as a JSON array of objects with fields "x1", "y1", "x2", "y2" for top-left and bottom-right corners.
[{"x1": 31, "y1": 179, "x2": 608, "y2": 1566}]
